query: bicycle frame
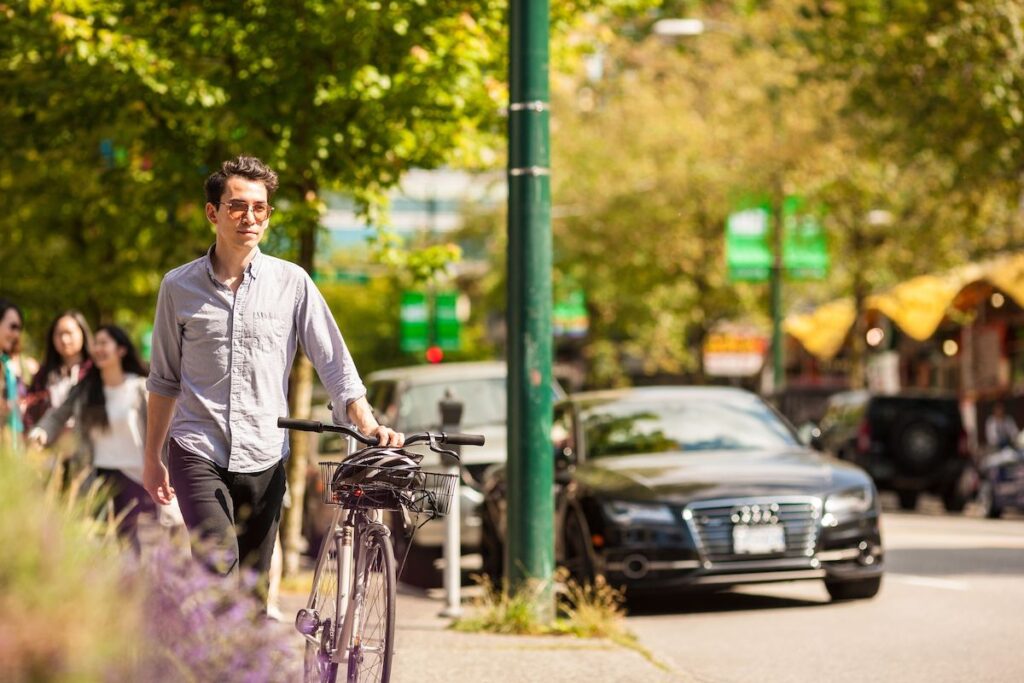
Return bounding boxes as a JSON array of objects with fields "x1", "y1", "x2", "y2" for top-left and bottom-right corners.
[{"x1": 304, "y1": 504, "x2": 386, "y2": 667}]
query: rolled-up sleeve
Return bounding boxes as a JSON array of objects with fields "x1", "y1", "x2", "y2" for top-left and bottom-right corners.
[
  {"x1": 294, "y1": 272, "x2": 366, "y2": 425},
  {"x1": 147, "y1": 276, "x2": 183, "y2": 398}
]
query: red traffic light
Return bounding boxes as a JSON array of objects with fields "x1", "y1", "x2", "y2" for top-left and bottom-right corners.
[{"x1": 425, "y1": 345, "x2": 444, "y2": 364}]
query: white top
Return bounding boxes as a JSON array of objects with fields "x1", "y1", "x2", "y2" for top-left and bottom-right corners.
[
  {"x1": 985, "y1": 414, "x2": 1019, "y2": 449},
  {"x1": 90, "y1": 374, "x2": 146, "y2": 479}
]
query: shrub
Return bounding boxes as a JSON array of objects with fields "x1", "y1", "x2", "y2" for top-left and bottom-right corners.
[
  {"x1": 0, "y1": 448, "x2": 302, "y2": 682},
  {"x1": 0, "y1": 449, "x2": 144, "y2": 681}
]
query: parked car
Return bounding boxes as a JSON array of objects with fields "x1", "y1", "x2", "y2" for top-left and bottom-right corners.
[
  {"x1": 480, "y1": 386, "x2": 884, "y2": 602},
  {"x1": 977, "y1": 439, "x2": 1024, "y2": 518},
  {"x1": 362, "y1": 361, "x2": 565, "y2": 586},
  {"x1": 813, "y1": 391, "x2": 973, "y2": 511}
]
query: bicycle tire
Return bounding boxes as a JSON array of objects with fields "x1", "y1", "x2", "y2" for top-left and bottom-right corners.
[
  {"x1": 345, "y1": 524, "x2": 396, "y2": 683},
  {"x1": 305, "y1": 534, "x2": 342, "y2": 683}
]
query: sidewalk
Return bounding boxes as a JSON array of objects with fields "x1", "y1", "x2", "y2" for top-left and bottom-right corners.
[{"x1": 278, "y1": 585, "x2": 689, "y2": 683}]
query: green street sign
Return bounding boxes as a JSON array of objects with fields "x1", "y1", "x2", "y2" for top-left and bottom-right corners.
[
  {"x1": 553, "y1": 289, "x2": 588, "y2": 338},
  {"x1": 399, "y1": 292, "x2": 429, "y2": 352},
  {"x1": 726, "y1": 204, "x2": 772, "y2": 282},
  {"x1": 435, "y1": 292, "x2": 461, "y2": 351},
  {"x1": 782, "y1": 196, "x2": 829, "y2": 280},
  {"x1": 725, "y1": 196, "x2": 829, "y2": 282},
  {"x1": 399, "y1": 291, "x2": 461, "y2": 354}
]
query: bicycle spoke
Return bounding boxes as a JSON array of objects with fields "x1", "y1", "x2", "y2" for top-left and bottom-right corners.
[{"x1": 348, "y1": 530, "x2": 395, "y2": 683}]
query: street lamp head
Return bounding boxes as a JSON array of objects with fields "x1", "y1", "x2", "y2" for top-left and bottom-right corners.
[
  {"x1": 866, "y1": 209, "x2": 894, "y2": 227},
  {"x1": 652, "y1": 18, "x2": 706, "y2": 37}
]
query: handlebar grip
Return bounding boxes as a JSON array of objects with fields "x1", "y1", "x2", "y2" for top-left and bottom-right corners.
[
  {"x1": 278, "y1": 417, "x2": 323, "y2": 432},
  {"x1": 442, "y1": 433, "x2": 485, "y2": 447}
]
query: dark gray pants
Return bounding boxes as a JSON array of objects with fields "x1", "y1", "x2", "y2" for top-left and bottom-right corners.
[{"x1": 168, "y1": 440, "x2": 286, "y2": 602}]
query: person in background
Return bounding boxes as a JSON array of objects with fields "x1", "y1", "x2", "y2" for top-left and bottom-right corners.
[
  {"x1": 23, "y1": 310, "x2": 94, "y2": 431},
  {"x1": 985, "y1": 400, "x2": 1019, "y2": 452},
  {"x1": 23, "y1": 311, "x2": 94, "y2": 483},
  {"x1": 0, "y1": 299, "x2": 27, "y2": 451},
  {"x1": 29, "y1": 325, "x2": 159, "y2": 547}
]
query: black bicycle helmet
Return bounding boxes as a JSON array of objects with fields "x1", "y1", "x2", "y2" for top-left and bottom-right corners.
[{"x1": 333, "y1": 447, "x2": 423, "y2": 491}]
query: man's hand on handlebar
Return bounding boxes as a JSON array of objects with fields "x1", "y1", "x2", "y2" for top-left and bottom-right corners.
[{"x1": 370, "y1": 424, "x2": 405, "y2": 448}]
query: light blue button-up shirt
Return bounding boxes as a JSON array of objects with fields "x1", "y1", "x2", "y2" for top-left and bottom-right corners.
[{"x1": 147, "y1": 246, "x2": 366, "y2": 472}]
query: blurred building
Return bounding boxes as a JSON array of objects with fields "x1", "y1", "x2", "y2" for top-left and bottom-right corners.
[{"x1": 783, "y1": 252, "x2": 1024, "y2": 450}]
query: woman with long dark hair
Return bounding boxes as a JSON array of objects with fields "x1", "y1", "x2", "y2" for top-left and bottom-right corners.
[
  {"x1": 23, "y1": 310, "x2": 93, "y2": 430},
  {"x1": 30, "y1": 325, "x2": 157, "y2": 544}
]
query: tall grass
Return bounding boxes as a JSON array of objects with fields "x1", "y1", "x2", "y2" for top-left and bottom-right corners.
[{"x1": 453, "y1": 568, "x2": 630, "y2": 640}]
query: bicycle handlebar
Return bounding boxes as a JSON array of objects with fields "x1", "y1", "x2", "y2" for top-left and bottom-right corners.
[{"x1": 277, "y1": 417, "x2": 485, "y2": 448}]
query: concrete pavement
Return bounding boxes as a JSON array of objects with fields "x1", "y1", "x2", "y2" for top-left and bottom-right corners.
[{"x1": 278, "y1": 585, "x2": 689, "y2": 683}]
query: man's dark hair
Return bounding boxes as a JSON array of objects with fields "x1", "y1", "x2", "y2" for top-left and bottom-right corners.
[{"x1": 204, "y1": 156, "x2": 279, "y2": 204}]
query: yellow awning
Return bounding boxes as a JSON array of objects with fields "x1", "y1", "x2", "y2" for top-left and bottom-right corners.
[
  {"x1": 864, "y1": 274, "x2": 962, "y2": 342},
  {"x1": 785, "y1": 252, "x2": 1024, "y2": 360},
  {"x1": 983, "y1": 253, "x2": 1024, "y2": 307},
  {"x1": 783, "y1": 298, "x2": 856, "y2": 361}
]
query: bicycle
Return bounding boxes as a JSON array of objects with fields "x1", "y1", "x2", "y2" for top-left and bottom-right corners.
[{"x1": 278, "y1": 417, "x2": 484, "y2": 683}]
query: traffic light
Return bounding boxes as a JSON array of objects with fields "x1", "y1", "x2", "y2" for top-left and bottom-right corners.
[{"x1": 425, "y1": 345, "x2": 444, "y2": 364}]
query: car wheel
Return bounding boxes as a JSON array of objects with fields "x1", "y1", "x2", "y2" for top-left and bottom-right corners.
[
  {"x1": 893, "y1": 420, "x2": 942, "y2": 475},
  {"x1": 897, "y1": 490, "x2": 919, "y2": 511},
  {"x1": 977, "y1": 481, "x2": 1003, "y2": 519},
  {"x1": 942, "y1": 491, "x2": 967, "y2": 513},
  {"x1": 825, "y1": 576, "x2": 882, "y2": 601},
  {"x1": 562, "y1": 506, "x2": 596, "y2": 584},
  {"x1": 389, "y1": 513, "x2": 442, "y2": 589}
]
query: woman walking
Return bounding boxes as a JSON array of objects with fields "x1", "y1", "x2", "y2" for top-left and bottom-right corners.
[
  {"x1": 30, "y1": 325, "x2": 156, "y2": 546},
  {"x1": 23, "y1": 310, "x2": 93, "y2": 430}
]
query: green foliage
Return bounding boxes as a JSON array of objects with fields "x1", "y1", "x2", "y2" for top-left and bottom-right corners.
[
  {"x1": 813, "y1": 0, "x2": 1024, "y2": 185},
  {"x1": 0, "y1": 0, "x2": 510, "y2": 338}
]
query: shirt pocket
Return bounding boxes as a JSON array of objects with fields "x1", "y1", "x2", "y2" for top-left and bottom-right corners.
[{"x1": 252, "y1": 311, "x2": 291, "y2": 352}]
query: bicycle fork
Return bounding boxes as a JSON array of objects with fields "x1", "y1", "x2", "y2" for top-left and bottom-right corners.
[{"x1": 295, "y1": 522, "x2": 355, "y2": 660}]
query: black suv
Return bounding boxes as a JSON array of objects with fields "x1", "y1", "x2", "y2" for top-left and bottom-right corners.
[{"x1": 813, "y1": 391, "x2": 972, "y2": 512}]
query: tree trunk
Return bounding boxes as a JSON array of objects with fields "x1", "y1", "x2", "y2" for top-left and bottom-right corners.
[
  {"x1": 281, "y1": 192, "x2": 319, "y2": 577},
  {"x1": 283, "y1": 353, "x2": 314, "y2": 576}
]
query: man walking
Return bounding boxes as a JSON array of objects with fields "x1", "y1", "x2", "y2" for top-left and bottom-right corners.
[{"x1": 142, "y1": 156, "x2": 402, "y2": 601}]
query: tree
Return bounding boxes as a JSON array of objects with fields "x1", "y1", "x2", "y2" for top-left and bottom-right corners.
[{"x1": 811, "y1": 0, "x2": 1024, "y2": 245}]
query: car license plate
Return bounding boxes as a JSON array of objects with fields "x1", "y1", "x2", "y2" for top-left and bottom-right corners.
[{"x1": 732, "y1": 524, "x2": 786, "y2": 554}]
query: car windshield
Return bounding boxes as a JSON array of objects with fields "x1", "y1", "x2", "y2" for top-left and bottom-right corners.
[
  {"x1": 582, "y1": 393, "x2": 800, "y2": 458},
  {"x1": 398, "y1": 378, "x2": 507, "y2": 431}
]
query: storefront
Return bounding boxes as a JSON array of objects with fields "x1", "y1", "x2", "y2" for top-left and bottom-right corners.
[{"x1": 782, "y1": 252, "x2": 1024, "y2": 448}]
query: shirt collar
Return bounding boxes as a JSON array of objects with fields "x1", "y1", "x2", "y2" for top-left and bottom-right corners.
[{"x1": 204, "y1": 244, "x2": 264, "y2": 283}]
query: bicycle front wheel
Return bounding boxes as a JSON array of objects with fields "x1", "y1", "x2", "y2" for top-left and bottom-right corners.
[
  {"x1": 305, "y1": 535, "x2": 342, "y2": 683},
  {"x1": 345, "y1": 525, "x2": 396, "y2": 683}
]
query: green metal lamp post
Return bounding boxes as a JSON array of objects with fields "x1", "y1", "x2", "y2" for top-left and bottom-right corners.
[{"x1": 505, "y1": 0, "x2": 555, "y2": 621}]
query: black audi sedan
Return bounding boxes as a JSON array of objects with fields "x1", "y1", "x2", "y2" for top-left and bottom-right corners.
[{"x1": 480, "y1": 387, "x2": 883, "y2": 601}]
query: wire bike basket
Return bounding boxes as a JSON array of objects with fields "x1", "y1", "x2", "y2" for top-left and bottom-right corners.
[{"x1": 318, "y1": 461, "x2": 459, "y2": 516}]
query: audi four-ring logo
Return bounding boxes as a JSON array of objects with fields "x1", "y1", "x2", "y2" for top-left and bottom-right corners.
[{"x1": 730, "y1": 503, "x2": 781, "y2": 525}]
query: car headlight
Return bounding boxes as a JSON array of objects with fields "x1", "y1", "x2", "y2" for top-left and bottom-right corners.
[
  {"x1": 824, "y1": 486, "x2": 874, "y2": 517},
  {"x1": 602, "y1": 501, "x2": 675, "y2": 525}
]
